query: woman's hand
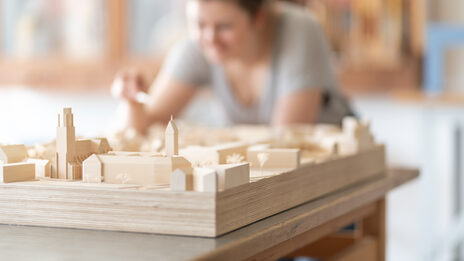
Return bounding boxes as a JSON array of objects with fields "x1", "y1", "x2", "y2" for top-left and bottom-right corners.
[
  {"x1": 111, "y1": 69, "x2": 150, "y2": 104},
  {"x1": 110, "y1": 68, "x2": 197, "y2": 135},
  {"x1": 110, "y1": 68, "x2": 152, "y2": 135}
]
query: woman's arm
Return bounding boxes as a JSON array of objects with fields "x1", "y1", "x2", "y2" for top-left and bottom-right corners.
[
  {"x1": 114, "y1": 70, "x2": 197, "y2": 135},
  {"x1": 271, "y1": 88, "x2": 322, "y2": 125},
  {"x1": 116, "y1": 38, "x2": 210, "y2": 134}
]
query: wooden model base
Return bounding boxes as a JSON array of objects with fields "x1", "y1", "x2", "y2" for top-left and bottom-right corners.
[{"x1": 0, "y1": 146, "x2": 385, "y2": 237}]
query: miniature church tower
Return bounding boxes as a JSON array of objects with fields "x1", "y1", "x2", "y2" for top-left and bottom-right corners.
[
  {"x1": 165, "y1": 116, "x2": 179, "y2": 157},
  {"x1": 55, "y1": 108, "x2": 77, "y2": 179}
]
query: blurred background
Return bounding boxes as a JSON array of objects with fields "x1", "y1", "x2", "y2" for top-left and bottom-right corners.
[{"x1": 0, "y1": 0, "x2": 463, "y2": 260}]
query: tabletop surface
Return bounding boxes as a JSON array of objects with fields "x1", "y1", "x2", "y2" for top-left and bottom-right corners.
[{"x1": 0, "y1": 168, "x2": 418, "y2": 261}]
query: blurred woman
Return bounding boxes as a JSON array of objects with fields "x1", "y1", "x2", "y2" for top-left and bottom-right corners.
[{"x1": 113, "y1": 0, "x2": 353, "y2": 134}]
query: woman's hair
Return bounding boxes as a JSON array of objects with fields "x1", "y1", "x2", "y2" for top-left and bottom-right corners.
[
  {"x1": 234, "y1": 0, "x2": 268, "y2": 16},
  {"x1": 199, "y1": 0, "x2": 268, "y2": 17}
]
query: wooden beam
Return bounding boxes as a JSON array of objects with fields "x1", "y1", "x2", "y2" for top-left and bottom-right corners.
[
  {"x1": 329, "y1": 236, "x2": 377, "y2": 261},
  {"x1": 106, "y1": 0, "x2": 126, "y2": 61},
  {"x1": 0, "y1": 0, "x2": 3, "y2": 59},
  {"x1": 250, "y1": 203, "x2": 377, "y2": 260},
  {"x1": 408, "y1": 0, "x2": 425, "y2": 56},
  {"x1": 362, "y1": 198, "x2": 386, "y2": 261}
]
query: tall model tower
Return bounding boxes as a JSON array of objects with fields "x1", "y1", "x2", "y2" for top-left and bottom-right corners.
[
  {"x1": 55, "y1": 108, "x2": 76, "y2": 179},
  {"x1": 165, "y1": 116, "x2": 179, "y2": 157}
]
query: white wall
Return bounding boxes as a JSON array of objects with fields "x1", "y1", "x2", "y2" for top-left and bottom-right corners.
[{"x1": 353, "y1": 96, "x2": 464, "y2": 261}]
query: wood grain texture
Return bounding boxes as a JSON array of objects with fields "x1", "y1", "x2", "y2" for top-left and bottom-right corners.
[
  {"x1": 0, "y1": 146, "x2": 386, "y2": 237},
  {"x1": 330, "y1": 237, "x2": 377, "y2": 261},
  {"x1": 0, "y1": 184, "x2": 216, "y2": 236},
  {"x1": 197, "y1": 169, "x2": 418, "y2": 261},
  {"x1": 216, "y1": 145, "x2": 386, "y2": 235},
  {"x1": 0, "y1": 168, "x2": 418, "y2": 261}
]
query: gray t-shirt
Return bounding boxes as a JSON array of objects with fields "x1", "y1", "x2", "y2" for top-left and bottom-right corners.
[{"x1": 161, "y1": 2, "x2": 352, "y2": 125}]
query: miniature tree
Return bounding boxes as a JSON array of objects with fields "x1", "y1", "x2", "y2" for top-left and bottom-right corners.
[
  {"x1": 257, "y1": 152, "x2": 270, "y2": 175},
  {"x1": 226, "y1": 153, "x2": 245, "y2": 164}
]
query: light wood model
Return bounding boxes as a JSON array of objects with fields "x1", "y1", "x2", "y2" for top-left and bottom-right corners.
[
  {"x1": 212, "y1": 162, "x2": 250, "y2": 191},
  {"x1": 83, "y1": 117, "x2": 193, "y2": 186},
  {"x1": 0, "y1": 145, "x2": 385, "y2": 237},
  {"x1": 0, "y1": 108, "x2": 386, "y2": 237},
  {"x1": 0, "y1": 144, "x2": 27, "y2": 164},
  {"x1": 83, "y1": 153, "x2": 192, "y2": 185},
  {"x1": 165, "y1": 115, "x2": 179, "y2": 157},
  {"x1": 193, "y1": 167, "x2": 217, "y2": 192},
  {"x1": 0, "y1": 163, "x2": 35, "y2": 183},
  {"x1": 180, "y1": 142, "x2": 248, "y2": 166},
  {"x1": 54, "y1": 108, "x2": 112, "y2": 180},
  {"x1": 171, "y1": 169, "x2": 194, "y2": 191},
  {"x1": 247, "y1": 145, "x2": 300, "y2": 169},
  {"x1": 0, "y1": 169, "x2": 418, "y2": 261},
  {"x1": 26, "y1": 159, "x2": 51, "y2": 178}
]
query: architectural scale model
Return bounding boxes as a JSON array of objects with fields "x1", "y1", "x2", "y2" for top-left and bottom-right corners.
[
  {"x1": 0, "y1": 107, "x2": 385, "y2": 237},
  {"x1": 0, "y1": 107, "x2": 378, "y2": 190},
  {"x1": 55, "y1": 108, "x2": 112, "y2": 180},
  {"x1": 0, "y1": 144, "x2": 47, "y2": 182}
]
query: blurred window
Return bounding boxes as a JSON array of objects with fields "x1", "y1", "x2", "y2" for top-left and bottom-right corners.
[
  {"x1": 128, "y1": 0, "x2": 186, "y2": 57},
  {"x1": 1, "y1": 0, "x2": 106, "y2": 59}
]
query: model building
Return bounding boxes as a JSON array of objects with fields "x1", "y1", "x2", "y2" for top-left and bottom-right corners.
[
  {"x1": 0, "y1": 107, "x2": 377, "y2": 192},
  {"x1": 0, "y1": 107, "x2": 385, "y2": 237},
  {"x1": 54, "y1": 108, "x2": 112, "y2": 180}
]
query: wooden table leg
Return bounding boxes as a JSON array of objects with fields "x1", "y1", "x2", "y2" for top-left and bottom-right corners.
[
  {"x1": 362, "y1": 198, "x2": 386, "y2": 261},
  {"x1": 277, "y1": 198, "x2": 386, "y2": 261}
]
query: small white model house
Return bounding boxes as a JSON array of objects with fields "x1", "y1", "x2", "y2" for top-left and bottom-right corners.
[
  {"x1": 83, "y1": 152, "x2": 192, "y2": 185},
  {"x1": 180, "y1": 142, "x2": 248, "y2": 166},
  {"x1": 83, "y1": 117, "x2": 193, "y2": 185},
  {"x1": 337, "y1": 117, "x2": 375, "y2": 155},
  {"x1": 0, "y1": 144, "x2": 48, "y2": 182},
  {"x1": 0, "y1": 144, "x2": 27, "y2": 164}
]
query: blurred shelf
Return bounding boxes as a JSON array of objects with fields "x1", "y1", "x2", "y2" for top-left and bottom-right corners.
[
  {"x1": 310, "y1": 0, "x2": 425, "y2": 96},
  {"x1": 0, "y1": 58, "x2": 161, "y2": 89},
  {"x1": 0, "y1": 0, "x2": 170, "y2": 89},
  {"x1": 390, "y1": 89, "x2": 464, "y2": 107},
  {"x1": 338, "y1": 58, "x2": 422, "y2": 97}
]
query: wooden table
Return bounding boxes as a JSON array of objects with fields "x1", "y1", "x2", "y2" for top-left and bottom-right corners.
[{"x1": 0, "y1": 168, "x2": 418, "y2": 261}]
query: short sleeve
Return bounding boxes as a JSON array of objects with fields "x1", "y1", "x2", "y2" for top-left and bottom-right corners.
[
  {"x1": 159, "y1": 38, "x2": 211, "y2": 87},
  {"x1": 275, "y1": 10, "x2": 337, "y2": 97}
]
